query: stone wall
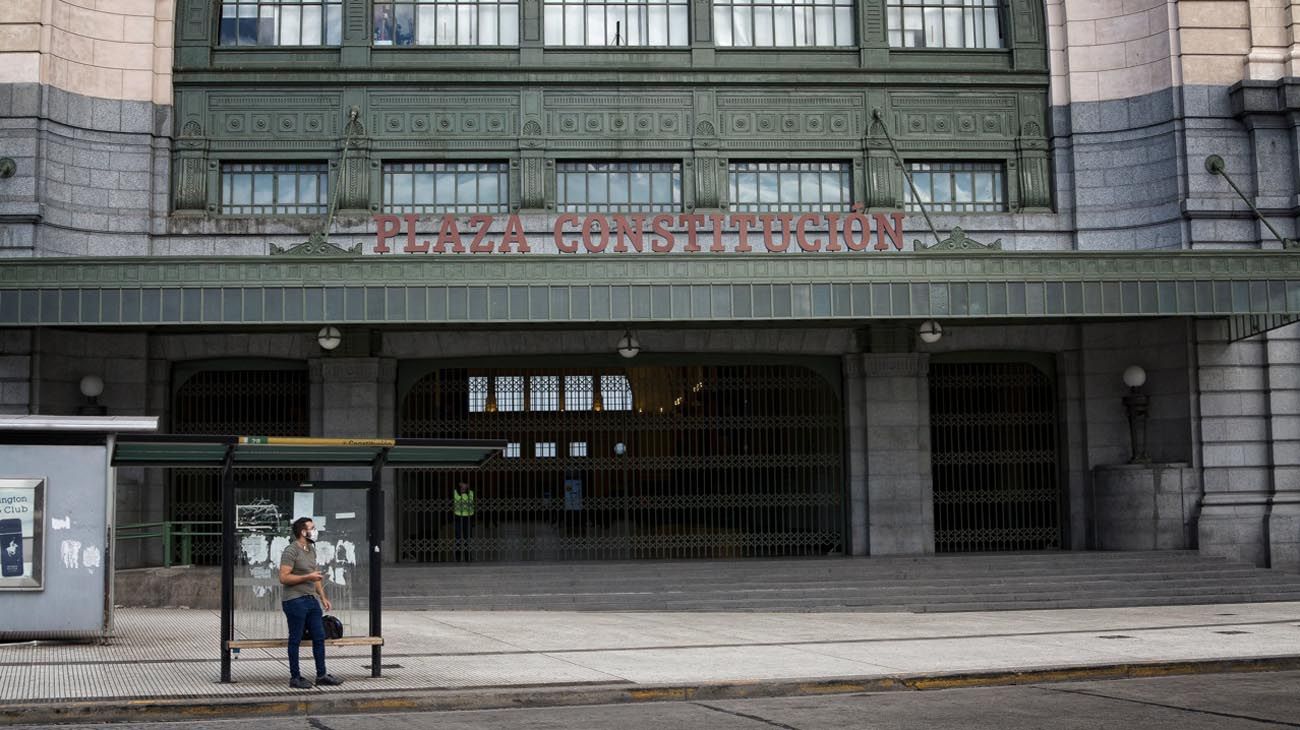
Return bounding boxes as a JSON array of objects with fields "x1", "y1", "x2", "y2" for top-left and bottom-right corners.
[
  {"x1": 1196, "y1": 321, "x2": 1300, "y2": 568},
  {"x1": 0, "y1": 0, "x2": 174, "y2": 105},
  {"x1": 0, "y1": 0, "x2": 172, "y2": 257}
]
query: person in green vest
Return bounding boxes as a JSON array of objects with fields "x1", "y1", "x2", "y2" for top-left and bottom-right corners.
[{"x1": 452, "y1": 480, "x2": 475, "y2": 562}]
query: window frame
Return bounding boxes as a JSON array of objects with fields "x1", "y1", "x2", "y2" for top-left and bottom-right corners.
[
  {"x1": 727, "y1": 160, "x2": 854, "y2": 213},
  {"x1": 217, "y1": 0, "x2": 345, "y2": 47},
  {"x1": 885, "y1": 0, "x2": 1005, "y2": 50},
  {"x1": 372, "y1": 0, "x2": 521, "y2": 48},
  {"x1": 903, "y1": 160, "x2": 1008, "y2": 214},
  {"x1": 555, "y1": 160, "x2": 684, "y2": 214},
  {"x1": 712, "y1": 0, "x2": 856, "y2": 48},
  {"x1": 218, "y1": 161, "x2": 331, "y2": 217},
  {"x1": 381, "y1": 161, "x2": 512, "y2": 215},
  {"x1": 542, "y1": 0, "x2": 690, "y2": 48}
]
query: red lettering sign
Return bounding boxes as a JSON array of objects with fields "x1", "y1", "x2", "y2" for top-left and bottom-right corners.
[{"x1": 372, "y1": 207, "x2": 908, "y2": 254}]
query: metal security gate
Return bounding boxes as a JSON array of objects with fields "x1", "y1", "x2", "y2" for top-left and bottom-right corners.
[
  {"x1": 929, "y1": 360, "x2": 1063, "y2": 552},
  {"x1": 169, "y1": 366, "x2": 309, "y2": 565},
  {"x1": 397, "y1": 363, "x2": 844, "y2": 561}
]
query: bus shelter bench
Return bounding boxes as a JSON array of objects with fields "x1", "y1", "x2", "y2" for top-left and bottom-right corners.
[{"x1": 225, "y1": 637, "x2": 384, "y2": 650}]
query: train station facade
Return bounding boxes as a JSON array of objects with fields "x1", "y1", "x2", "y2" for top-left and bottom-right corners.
[{"x1": 1, "y1": 0, "x2": 1299, "y2": 568}]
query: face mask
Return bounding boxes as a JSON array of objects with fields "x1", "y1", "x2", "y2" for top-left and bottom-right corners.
[{"x1": 307, "y1": 529, "x2": 319, "y2": 542}]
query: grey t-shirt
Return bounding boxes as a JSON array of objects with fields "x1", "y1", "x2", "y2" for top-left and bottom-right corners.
[{"x1": 280, "y1": 541, "x2": 320, "y2": 602}]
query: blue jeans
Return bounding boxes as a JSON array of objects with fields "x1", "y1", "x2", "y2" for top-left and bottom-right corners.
[{"x1": 282, "y1": 595, "x2": 327, "y2": 679}]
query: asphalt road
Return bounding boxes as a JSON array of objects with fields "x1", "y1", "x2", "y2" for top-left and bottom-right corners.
[{"x1": 17, "y1": 671, "x2": 1300, "y2": 729}]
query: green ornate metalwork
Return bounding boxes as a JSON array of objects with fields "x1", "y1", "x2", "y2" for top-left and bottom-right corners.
[
  {"x1": 2, "y1": 251, "x2": 1298, "y2": 326},
  {"x1": 914, "y1": 227, "x2": 1003, "y2": 252},
  {"x1": 171, "y1": 0, "x2": 1051, "y2": 216},
  {"x1": 270, "y1": 233, "x2": 364, "y2": 257}
]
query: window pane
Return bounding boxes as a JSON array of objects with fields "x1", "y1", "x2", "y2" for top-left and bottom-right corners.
[
  {"x1": 564, "y1": 375, "x2": 594, "y2": 410},
  {"x1": 375, "y1": 4, "x2": 395, "y2": 43},
  {"x1": 220, "y1": 6, "x2": 239, "y2": 45},
  {"x1": 325, "y1": 5, "x2": 342, "y2": 44},
  {"x1": 728, "y1": 161, "x2": 851, "y2": 212},
  {"x1": 221, "y1": 162, "x2": 329, "y2": 215},
  {"x1": 259, "y1": 6, "x2": 278, "y2": 45},
  {"x1": 219, "y1": 1, "x2": 342, "y2": 46},
  {"x1": 542, "y1": 0, "x2": 684, "y2": 46},
  {"x1": 556, "y1": 162, "x2": 682, "y2": 213},
  {"x1": 715, "y1": 0, "x2": 851, "y2": 46},
  {"x1": 382, "y1": 162, "x2": 511, "y2": 214},
  {"x1": 904, "y1": 161, "x2": 1006, "y2": 212},
  {"x1": 886, "y1": 0, "x2": 1002, "y2": 48},
  {"x1": 392, "y1": 4, "x2": 414, "y2": 44}
]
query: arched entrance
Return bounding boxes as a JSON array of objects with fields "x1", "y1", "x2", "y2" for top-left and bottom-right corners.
[
  {"x1": 169, "y1": 361, "x2": 309, "y2": 564},
  {"x1": 929, "y1": 357, "x2": 1064, "y2": 552},
  {"x1": 397, "y1": 360, "x2": 845, "y2": 561}
]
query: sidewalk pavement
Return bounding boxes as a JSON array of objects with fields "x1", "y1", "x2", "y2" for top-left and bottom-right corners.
[{"x1": 4, "y1": 603, "x2": 1300, "y2": 724}]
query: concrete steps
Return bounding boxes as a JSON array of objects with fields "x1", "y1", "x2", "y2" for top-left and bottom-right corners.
[{"x1": 381, "y1": 551, "x2": 1300, "y2": 612}]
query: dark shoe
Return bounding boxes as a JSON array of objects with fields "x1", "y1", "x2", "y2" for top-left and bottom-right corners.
[
  {"x1": 315, "y1": 674, "x2": 344, "y2": 686},
  {"x1": 289, "y1": 676, "x2": 314, "y2": 689}
]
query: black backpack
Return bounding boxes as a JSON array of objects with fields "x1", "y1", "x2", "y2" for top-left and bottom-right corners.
[{"x1": 304, "y1": 614, "x2": 344, "y2": 640}]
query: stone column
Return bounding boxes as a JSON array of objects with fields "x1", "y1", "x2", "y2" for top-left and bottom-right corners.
[
  {"x1": 842, "y1": 354, "x2": 868, "y2": 555},
  {"x1": 1247, "y1": 0, "x2": 1290, "y2": 79},
  {"x1": 1266, "y1": 323, "x2": 1300, "y2": 570},
  {"x1": 312, "y1": 356, "x2": 398, "y2": 559},
  {"x1": 862, "y1": 353, "x2": 933, "y2": 555},
  {"x1": 1196, "y1": 321, "x2": 1273, "y2": 566}
]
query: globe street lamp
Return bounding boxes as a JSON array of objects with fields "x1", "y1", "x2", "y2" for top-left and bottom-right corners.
[{"x1": 1122, "y1": 365, "x2": 1149, "y2": 464}]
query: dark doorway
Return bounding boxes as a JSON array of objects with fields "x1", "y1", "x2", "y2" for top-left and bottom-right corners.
[{"x1": 929, "y1": 359, "x2": 1063, "y2": 552}]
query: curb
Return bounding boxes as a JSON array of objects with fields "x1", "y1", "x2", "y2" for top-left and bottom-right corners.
[{"x1": 4, "y1": 655, "x2": 1300, "y2": 725}]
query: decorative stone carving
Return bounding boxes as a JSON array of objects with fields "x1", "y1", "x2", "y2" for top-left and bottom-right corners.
[
  {"x1": 521, "y1": 156, "x2": 545, "y2": 209},
  {"x1": 1018, "y1": 154, "x2": 1051, "y2": 210},
  {"x1": 695, "y1": 157, "x2": 719, "y2": 208},
  {"x1": 271, "y1": 233, "x2": 363, "y2": 256},
  {"x1": 174, "y1": 156, "x2": 206, "y2": 212},
  {"x1": 914, "y1": 227, "x2": 1003, "y2": 252},
  {"x1": 523, "y1": 119, "x2": 543, "y2": 136},
  {"x1": 862, "y1": 154, "x2": 896, "y2": 209},
  {"x1": 338, "y1": 155, "x2": 368, "y2": 211}
]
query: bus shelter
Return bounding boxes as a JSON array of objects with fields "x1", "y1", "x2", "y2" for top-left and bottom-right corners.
[{"x1": 110, "y1": 434, "x2": 506, "y2": 682}]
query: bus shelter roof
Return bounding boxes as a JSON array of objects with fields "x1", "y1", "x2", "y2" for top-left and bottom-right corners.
[{"x1": 111, "y1": 434, "x2": 505, "y2": 469}]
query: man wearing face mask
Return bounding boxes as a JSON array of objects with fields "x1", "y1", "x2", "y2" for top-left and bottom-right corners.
[{"x1": 279, "y1": 516, "x2": 344, "y2": 689}]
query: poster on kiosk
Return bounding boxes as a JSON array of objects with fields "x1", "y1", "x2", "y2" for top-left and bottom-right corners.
[{"x1": 0, "y1": 478, "x2": 44, "y2": 590}]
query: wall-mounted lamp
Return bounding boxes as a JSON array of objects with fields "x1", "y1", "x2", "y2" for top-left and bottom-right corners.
[
  {"x1": 1122, "y1": 365, "x2": 1150, "y2": 464},
  {"x1": 316, "y1": 325, "x2": 342, "y2": 351},
  {"x1": 78, "y1": 374, "x2": 106, "y2": 416},
  {"x1": 918, "y1": 320, "x2": 943, "y2": 344},
  {"x1": 617, "y1": 331, "x2": 641, "y2": 359}
]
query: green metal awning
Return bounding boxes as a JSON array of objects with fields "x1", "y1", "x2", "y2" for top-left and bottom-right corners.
[
  {"x1": 111, "y1": 435, "x2": 506, "y2": 469},
  {"x1": 2, "y1": 252, "x2": 1299, "y2": 327}
]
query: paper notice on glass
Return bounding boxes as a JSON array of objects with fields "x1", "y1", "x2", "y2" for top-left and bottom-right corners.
[{"x1": 292, "y1": 492, "x2": 314, "y2": 521}]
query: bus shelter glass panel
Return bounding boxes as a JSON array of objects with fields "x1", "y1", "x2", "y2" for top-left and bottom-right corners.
[{"x1": 232, "y1": 484, "x2": 370, "y2": 642}]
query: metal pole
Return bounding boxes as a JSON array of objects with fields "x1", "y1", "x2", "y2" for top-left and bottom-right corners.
[
  {"x1": 369, "y1": 454, "x2": 386, "y2": 678},
  {"x1": 219, "y1": 455, "x2": 234, "y2": 683},
  {"x1": 870, "y1": 109, "x2": 944, "y2": 249},
  {"x1": 1204, "y1": 155, "x2": 1298, "y2": 248}
]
